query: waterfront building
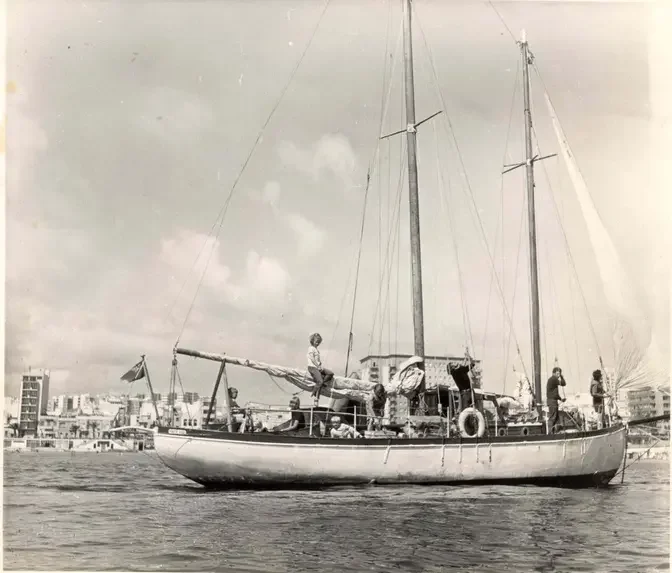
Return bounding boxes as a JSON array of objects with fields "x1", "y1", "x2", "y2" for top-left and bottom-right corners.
[
  {"x1": 18, "y1": 368, "x2": 50, "y2": 437},
  {"x1": 627, "y1": 385, "x2": 670, "y2": 439}
]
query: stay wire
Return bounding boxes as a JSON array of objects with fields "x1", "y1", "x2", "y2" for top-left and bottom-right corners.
[
  {"x1": 173, "y1": 0, "x2": 333, "y2": 346},
  {"x1": 530, "y1": 61, "x2": 604, "y2": 361},
  {"x1": 414, "y1": 7, "x2": 530, "y2": 380},
  {"x1": 481, "y1": 59, "x2": 521, "y2": 360}
]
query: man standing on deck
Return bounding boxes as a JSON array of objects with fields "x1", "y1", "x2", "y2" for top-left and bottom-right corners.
[
  {"x1": 590, "y1": 370, "x2": 606, "y2": 428},
  {"x1": 546, "y1": 367, "x2": 566, "y2": 433}
]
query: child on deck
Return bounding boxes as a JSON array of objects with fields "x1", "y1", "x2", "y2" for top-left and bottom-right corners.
[{"x1": 307, "y1": 332, "x2": 334, "y2": 402}]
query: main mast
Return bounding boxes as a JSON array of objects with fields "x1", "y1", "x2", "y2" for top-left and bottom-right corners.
[
  {"x1": 521, "y1": 31, "x2": 543, "y2": 414},
  {"x1": 402, "y1": 0, "x2": 425, "y2": 359}
]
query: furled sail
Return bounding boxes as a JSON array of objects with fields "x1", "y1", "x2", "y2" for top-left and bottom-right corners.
[
  {"x1": 221, "y1": 355, "x2": 377, "y2": 401},
  {"x1": 175, "y1": 348, "x2": 377, "y2": 401},
  {"x1": 544, "y1": 93, "x2": 667, "y2": 390}
]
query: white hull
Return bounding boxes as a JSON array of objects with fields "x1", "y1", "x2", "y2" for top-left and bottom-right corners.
[{"x1": 155, "y1": 425, "x2": 626, "y2": 488}]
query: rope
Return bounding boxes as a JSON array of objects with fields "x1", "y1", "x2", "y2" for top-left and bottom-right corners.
[
  {"x1": 501, "y1": 186, "x2": 530, "y2": 387},
  {"x1": 174, "y1": 364, "x2": 192, "y2": 421},
  {"x1": 432, "y1": 124, "x2": 474, "y2": 353},
  {"x1": 544, "y1": 237, "x2": 575, "y2": 383},
  {"x1": 481, "y1": 59, "x2": 521, "y2": 361},
  {"x1": 173, "y1": 0, "x2": 333, "y2": 346},
  {"x1": 486, "y1": 0, "x2": 517, "y2": 45},
  {"x1": 346, "y1": 15, "x2": 403, "y2": 365},
  {"x1": 413, "y1": 8, "x2": 531, "y2": 379},
  {"x1": 368, "y1": 147, "x2": 407, "y2": 354},
  {"x1": 530, "y1": 62, "x2": 605, "y2": 362},
  {"x1": 373, "y1": 166, "x2": 404, "y2": 355},
  {"x1": 344, "y1": 171, "x2": 372, "y2": 375},
  {"x1": 266, "y1": 373, "x2": 301, "y2": 397}
]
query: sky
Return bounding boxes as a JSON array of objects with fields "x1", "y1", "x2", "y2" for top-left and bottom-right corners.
[{"x1": 4, "y1": 0, "x2": 670, "y2": 404}]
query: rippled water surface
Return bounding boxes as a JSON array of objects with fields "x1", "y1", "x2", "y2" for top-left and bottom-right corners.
[{"x1": 3, "y1": 451, "x2": 669, "y2": 572}]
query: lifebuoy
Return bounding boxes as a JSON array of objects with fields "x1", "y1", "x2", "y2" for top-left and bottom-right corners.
[
  {"x1": 521, "y1": 427, "x2": 530, "y2": 437},
  {"x1": 497, "y1": 427, "x2": 507, "y2": 437},
  {"x1": 458, "y1": 407, "x2": 486, "y2": 438}
]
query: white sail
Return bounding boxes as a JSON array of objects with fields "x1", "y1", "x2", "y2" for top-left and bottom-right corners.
[{"x1": 544, "y1": 93, "x2": 666, "y2": 389}]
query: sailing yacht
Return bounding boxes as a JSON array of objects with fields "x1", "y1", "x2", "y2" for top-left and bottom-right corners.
[{"x1": 151, "y1": 1, "x2": 634, "y2": 488}]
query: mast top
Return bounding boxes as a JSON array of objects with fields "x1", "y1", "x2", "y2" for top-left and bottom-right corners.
[{"x1": 520, "y1": 29, "x2": 527, "y2": 44}]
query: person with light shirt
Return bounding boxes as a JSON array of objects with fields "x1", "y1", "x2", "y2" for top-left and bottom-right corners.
[{"x1": 307, "y1": 332, "x2": 334, "y2": 402}]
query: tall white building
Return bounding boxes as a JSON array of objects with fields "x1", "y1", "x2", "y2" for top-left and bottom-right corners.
[{"x1": 18, "y1": 368, "x2": 51, "y2": 437}]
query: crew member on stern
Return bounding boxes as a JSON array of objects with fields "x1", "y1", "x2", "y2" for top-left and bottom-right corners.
[
  {"x1": 307, "y1": 333, "x2": 334, "y2": 402},
  {"x1": 546, "y1": 366, "x2": 566, "y2": 433},
  {"x1": 590, "y1": 369, "x2": 606, "y2": 428}
]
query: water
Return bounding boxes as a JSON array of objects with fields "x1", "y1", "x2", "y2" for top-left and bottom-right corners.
[{"x1": 3, "y1": 451, "x2": 669, "y2": 572}]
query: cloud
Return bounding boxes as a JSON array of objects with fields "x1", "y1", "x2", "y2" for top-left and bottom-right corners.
[
  {"x1": 137, "y1": 86, "x2": 214, "y2": 141},
  {"x1": 245, "y1": 250, "x2": 291, "y2": 297},
  {"x1": 278, "y1": 133, "x2": 356, "y2": 187},
  {"x1": 250, "y1": 180, "x2": 327, "y2": 257},
  {"x1": 285, "y1": 213, "x2": 326, "y2": 257},
  {"x1": 159, "y1": 229, "x2": 290, "y2": 307},
  {"x1": 262, "y1": 180, "x2": 281, "y2": 207}
]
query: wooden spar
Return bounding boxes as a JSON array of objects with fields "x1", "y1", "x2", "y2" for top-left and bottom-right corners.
[
  {"x1": 176, "y1": 347, "x2": 225, "y2": 363},
  {"x1": 521, "y1": 31, "x2": 543, "y2": 416},
  {"x1": 403, "y1": 0, "x2": 425, "y2": 360},
  {"x1": 220, "y1": 364, "x2": 234, "y2": 433},
  {"x1": 206, "y1": 361, "x2": 226, "y2": 428},
  {"x1": 169, "y1": 357, "x2": 177, "y2": 426},
  {"x1": 141, "y1": 357, "x2": 162, "y2": 422}
]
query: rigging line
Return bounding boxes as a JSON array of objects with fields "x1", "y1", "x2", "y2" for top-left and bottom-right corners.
[
  {"x1": 433, "y1": 125, "x2": 474, "y2": 353},
  {"x1": 266, "y1": 372, "x2": 300, "y2": 397},
  {"x1": 531, "y1": 61, "x2": 605, "y2": 359},
  {"x1": 368, "y1": 148, "x2": 407, "y2": 354},
  {"x1": 174, "y1": 365, "x2": 191, "y2": 420},
  {"x1": 342, "y1": 18, "x2": 403, "y2": 366},
  {"x1": 545, "y1": 236, "x2": 574, "y2": 382},
  {"x1": 374, "y1": 162, "x2": 404, "y2": 354},
  {"x1": 344, "y1": 171, "x2": 372, "y2": 376},
  {"x1": 174, "y1": 0, "x2": 333, "y2": 345},
  {"x1": 412, "y1": 37, "x2": 475, "y2": 355},
  {"x1": 376, "y1": 176, "x2": 404, "y2": 353},
  {"x1": 486, "y1": 0, "x2": 518, "y2": 45},
  {"x1": 414, "y1": 10, "x2": 530, "y2": 376},
  {"x1": 502, "y1": 182, "x2": 530, "y2": 386},
  {"x1": 376, "y1": 22, "x2": 403, "y2": 347},
  {"x1": 530, "y1": 120, "x2": 603, "y2": 362},
  {"x1": 482, "y1": 59, "x2": 521, "y2": 359}
]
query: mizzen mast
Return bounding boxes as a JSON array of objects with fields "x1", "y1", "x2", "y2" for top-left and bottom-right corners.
[
  {"x1": 403, "y1": 0, "x2": 425, "y2": 359},
  {"x1": 521, "y1": 30, "x2": 543, "y2": 414}
]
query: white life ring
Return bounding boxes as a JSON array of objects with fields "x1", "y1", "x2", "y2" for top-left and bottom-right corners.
[
  {"x1": 497, "y1": 427, "x2": 507, "y2": 437},
  {"x1": 458, "y1": 407, "x2": 486, "y2": 438}
]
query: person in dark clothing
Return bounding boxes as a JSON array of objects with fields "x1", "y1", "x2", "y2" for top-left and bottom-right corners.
[
  {"x1": 546, "y1": 367, "x2": 566, "y2": 433},
  {"x1": 366, "y1": 383, "x2": 387, "y2": 431},
  {"x1": 448, "y1": 362, "x2": 474, "y2": 412},
  {"x1": 275, "y1": 397, "x2": 305, "y2": 433},
  {"x1": 590, "y1": 369, "x2": 607, "y2": 427}
]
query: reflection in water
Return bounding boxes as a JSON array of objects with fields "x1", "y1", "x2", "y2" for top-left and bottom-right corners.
[{"x1": 3, "y1": 452, "x2": 669, "y2": 572}]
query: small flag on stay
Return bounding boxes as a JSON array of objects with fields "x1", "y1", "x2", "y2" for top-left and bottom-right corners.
[{"x1": 121, "y1": 360, "x2": 146, "y2": 382}]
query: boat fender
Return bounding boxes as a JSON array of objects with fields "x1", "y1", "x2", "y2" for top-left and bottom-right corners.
[
  {"x1": 458, "y1": 408, "x2": 486, "y2": 439},
  {"x1": 521, "y1": 427, "x2": 530, "y2": 437},
  {"x1": 497, "y1": 427, "x2": 507, "y2": 437}
]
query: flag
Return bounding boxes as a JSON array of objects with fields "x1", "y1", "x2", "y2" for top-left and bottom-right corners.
[{"x1": 121, "y1": 360, "x2": 146, "y2": 382}]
